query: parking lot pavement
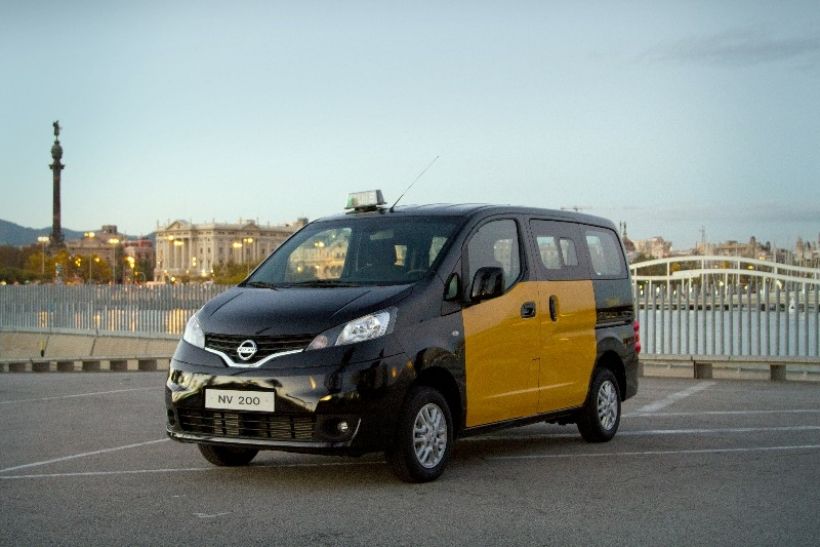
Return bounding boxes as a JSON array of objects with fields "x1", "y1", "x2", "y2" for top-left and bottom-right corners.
[{"x1": 1, "y1": 373, "x2": 819, "y2": 546}]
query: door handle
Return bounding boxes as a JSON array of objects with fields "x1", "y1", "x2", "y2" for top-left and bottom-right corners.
[
  {"x1": 520, "y1": 301, "x2": 536, "y2": 319},
  {"x1": 549, "y1": 295, "x2": 559, "y2": 322}
]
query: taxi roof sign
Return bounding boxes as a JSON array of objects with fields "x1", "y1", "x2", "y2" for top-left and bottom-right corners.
[{"x1": 345, "y1": 190, "x2": 386, "y2": 212}]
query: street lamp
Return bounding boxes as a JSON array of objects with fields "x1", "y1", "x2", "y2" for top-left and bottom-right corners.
[
  {"x1": 37, "y1": 236, "x2": 49, "y2": 276},
  {"x1": 89, "y1": 255, "x2": 99, "y2": 283},
  {"x1": 108, "y1": 238, "x2": 120, "y2": 284},
  {"x1": 125, "y1": 256, "x2": 136, "y2": 284},
  {"x1": 242, "y1": 237, "x2": 254, "y2": 274},
  {"x1": 232, "y1": 241, "x2": 242, "y2": 265}
]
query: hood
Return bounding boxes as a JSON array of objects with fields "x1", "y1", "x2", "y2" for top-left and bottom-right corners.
[{"x1": 199, "y1": 284, "x2": 414, "y2": 337}]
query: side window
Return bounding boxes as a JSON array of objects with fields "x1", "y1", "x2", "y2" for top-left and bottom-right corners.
[
  {"x1": 535, "y1": 235, "x2": 579, "y2": 270},
  {"x1": 560, "y1": 238, "x2": 578, "y2": 267},
  {"x1": 536, "y1": 236, "x2": 561, "y2": 270},
  {"x1": 585, "y1": 229, "x2": 626, "y2": 277},
  {"x1": 467, "y1": 219, "x2": 521, "y2": 290},
  {"x1": 531, "y1": 220, "x2": 582, "y2": 279}
]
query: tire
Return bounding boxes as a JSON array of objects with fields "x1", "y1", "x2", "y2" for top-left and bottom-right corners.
[
  {"x1": 197, "y1": 443, "x2": 259, "y2": 466},
  {"x1": 386, "y1": 386, "x2": 453, "y2": 483},
  {"x1": 577, "y1": 368, "x2": 621, "y2": 443}
]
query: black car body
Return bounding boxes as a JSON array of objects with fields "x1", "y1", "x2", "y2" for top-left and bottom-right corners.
[{"x1": 166, "y1": 197, "x2": 639, "y2": 482}]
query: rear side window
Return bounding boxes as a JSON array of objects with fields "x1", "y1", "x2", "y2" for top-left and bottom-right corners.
[
  {"x1": 529, "y1": 219, "x2": 584, "y2": 280},
  {"x1": 535, "y1": 236, "x2": 579, "y2": 270},
  {"x1": 585, "y1": 229, "x2": 626, "y2": 277}
]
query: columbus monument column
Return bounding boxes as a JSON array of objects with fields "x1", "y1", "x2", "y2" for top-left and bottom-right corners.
[{"x1": 49, "y1": 120, "x2": 66, "y2": 250}]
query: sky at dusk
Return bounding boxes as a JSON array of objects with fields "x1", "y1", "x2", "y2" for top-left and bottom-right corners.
[{"x1": 1, "y1": 1, "x2": 818, "y2": 250}]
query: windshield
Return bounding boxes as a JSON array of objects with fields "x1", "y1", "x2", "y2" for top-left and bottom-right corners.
[{"x1": 245, "y1": 216, "x2": 461, "y2": 286}]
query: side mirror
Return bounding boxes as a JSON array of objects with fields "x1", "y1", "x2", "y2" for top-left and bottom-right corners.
[{"x1": 470, "y1": 267, "x2": 504, "y2": 302}]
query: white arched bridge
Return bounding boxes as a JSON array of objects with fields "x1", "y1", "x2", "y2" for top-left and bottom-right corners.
[
  {"x1": 629, "y1": 256, "x2": 819, "y2": 360},
  {"x1": 630, "y1": 255, "x2": 820, "y2": 288}
]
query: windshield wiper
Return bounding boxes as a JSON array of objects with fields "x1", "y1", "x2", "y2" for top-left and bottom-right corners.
[
  {"x1": 244, "y1": 281, "x2": 280, "y2": 289},
  {"x1": 291, "y1": 280, "x2": 361, "y2": 287}
]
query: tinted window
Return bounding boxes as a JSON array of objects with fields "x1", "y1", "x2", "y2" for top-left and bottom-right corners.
[
  {"x1": 535, "y1": 235, "x2": 578, "y2": 270},
  {"x1": 585, "y1": 229, "x2": 626, "y2": 277},
  {"x1": 467, "y1": 219, "x2": 521, "y2": 290},
  {"x1": 530, "y1": 219, "x2": 584, "y2": 280},
  {"x1": 561, "y1": 238, "x2": 579, "y2": 267}
]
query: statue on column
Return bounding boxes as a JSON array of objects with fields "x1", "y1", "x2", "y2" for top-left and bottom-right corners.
[{"x1": 50, "y1": 120, "x2": 66, "y2": 251}]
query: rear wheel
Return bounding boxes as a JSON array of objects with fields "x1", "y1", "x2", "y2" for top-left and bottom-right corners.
[
  {"x1": 386, "y1": 386, "x2": 453, "y2": 483},
  {"x1": 577, "y1": 368, "x2": 621, "y2": 443},
  {"x1": 197, "y1": 444, "x2": 259, "y2": 466}
]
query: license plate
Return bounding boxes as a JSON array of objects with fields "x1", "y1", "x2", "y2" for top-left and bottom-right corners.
[{"x1": 205, "y1": 389, "x2": 274, "y2": 412}]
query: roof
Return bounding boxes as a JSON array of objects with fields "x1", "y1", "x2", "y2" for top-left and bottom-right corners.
[{"x1": 315, "y1": 203, "x2": 616, "y2": 229}]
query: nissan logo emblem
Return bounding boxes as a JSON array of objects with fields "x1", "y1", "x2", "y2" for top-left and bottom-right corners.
[{"x1": 236, "y1": 339, "x2": 258, "y2": 361}]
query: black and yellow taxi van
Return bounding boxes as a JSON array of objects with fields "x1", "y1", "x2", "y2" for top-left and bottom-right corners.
[{"x1": 166, "y1": 190, "x2": 640, "y2": 482}]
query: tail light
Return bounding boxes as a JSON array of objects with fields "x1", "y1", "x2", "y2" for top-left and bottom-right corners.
[{"x1": 633, "y1": 320, "x2": 641, "y2": 354}]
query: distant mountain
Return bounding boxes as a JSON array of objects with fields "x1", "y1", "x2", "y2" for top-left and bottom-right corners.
[
  {"x1": 0, "y1": 219, "x2": 153, "y2": 247},
  {"x1": 0, "y1": 219, "x2": 85, "y2": 247}
]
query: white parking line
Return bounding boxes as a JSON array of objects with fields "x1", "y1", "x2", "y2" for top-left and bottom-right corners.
[
  {"x1": 3, "y1": 442, "x2": 820, "y2": 480},
  {"x1": 0, "y1": 460, "x2": 380, "y2": 480},
  {"x1": 0, "y1": 438, "x2": 169, "y2": 474},
  {"x1": 635, "y1": 381, "x2": 716, "y2": 413},
  {"x1": 487, "y1": 444, "x2": 820, "y2": 461},
  {"x1": 0, "y1": 466, "x2": 213, "y2": 480},
  {"x1": 462, "y1": 425, "x2": 820, "y2": 441},
  {"x1": 0, "y1": 387, "x2": 157, "y2": 405},
  {"x1": 625, "y1": 409, "x2": 820, "y2": 418}
]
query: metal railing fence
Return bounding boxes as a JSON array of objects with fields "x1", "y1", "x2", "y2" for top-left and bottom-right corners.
[
  {"x1": 631, "y1": 256, "x2": 820, "y2": 358},
  {"x1": 634, "y1": 280, "x2": 820, "y2": 358},
  {"x1": 2, "y1": 273, "x2": 819, "y2": 358},
  {"x1": 0, "y1": 284, "x2": 228, "y2": 336}
]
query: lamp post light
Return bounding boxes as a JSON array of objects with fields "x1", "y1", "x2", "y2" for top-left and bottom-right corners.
[
  {"x1": 172, "y1": 239, "x2": 184, "y2": 281},
  {"x1": 125, "y1": 256, "x2": 136, "y2": 284},
  {"x1": 232, "y1": 241, "x2": 242, "y2": 267},
  {"x1": 89, "y1": 255, "x2": 99, "y2": 283},
  {"x1": 108, "y1": 238, "x2": 120, "y2": 284},
  {"x1": 242, "y1": 237, "x2": 254, "y2": 274},
  {"x1": 37, "y1": 236, "x2": 49, "y2": 276}
]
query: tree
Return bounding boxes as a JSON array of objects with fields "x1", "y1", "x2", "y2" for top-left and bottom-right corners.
[{"x1": 212, "y1": 261, "x2": 247, "y2": 285}]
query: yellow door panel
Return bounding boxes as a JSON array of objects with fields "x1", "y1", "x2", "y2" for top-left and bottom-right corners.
[
  {"x1": 463, "y1": 282, "x2": 540, "y2": 427},
  {"x1": 537, "y1": 280, "x2": 597, "y2": 412}
]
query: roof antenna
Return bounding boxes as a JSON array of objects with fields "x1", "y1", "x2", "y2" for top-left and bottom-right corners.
[{"x1": 390, "y1": 155, "x2": 439, "y2": 212}]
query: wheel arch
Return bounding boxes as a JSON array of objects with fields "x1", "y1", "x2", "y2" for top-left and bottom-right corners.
[
  {"x1": 595, "y1": 349, "x2": 627, "y2": 401},
  {"x1": 415, "y1": 366, "x2": 464, "y2": 438}
]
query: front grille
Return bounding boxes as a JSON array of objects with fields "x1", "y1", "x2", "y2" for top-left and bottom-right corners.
[
  {"x1": 205, "y1": 333, "x2": 314, "y2": 364},
  {"x1": 178, "y1": 409, "x2": 316, "y2": 441}
]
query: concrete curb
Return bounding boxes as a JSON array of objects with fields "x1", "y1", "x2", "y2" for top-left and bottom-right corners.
[
  {"x1": 640, "y1": 355, "x2": 820, "y2": 382},
  {"x1": 0, "y1": 356, "x2": 171, "y2": 373}
]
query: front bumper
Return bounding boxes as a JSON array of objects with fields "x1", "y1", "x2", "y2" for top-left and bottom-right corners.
[{"x1": 165, "y1": 340, "x2": 414, "y2": 455}]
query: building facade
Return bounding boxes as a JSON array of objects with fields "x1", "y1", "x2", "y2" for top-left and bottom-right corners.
[
  {"x1": 65, "y1": 225, "x2": 155, "y2": 283},
  {"x1": 154, "y1": 218, "x2": 308, "y2": 281},
  {"x1": 65, "y1": 225, "x2": 126, "y2": 281},
  {"x1": 634, "y1": 236, "x2": 673, "y2": 259}
]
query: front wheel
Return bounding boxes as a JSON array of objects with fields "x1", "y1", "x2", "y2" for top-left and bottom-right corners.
[
  {"x1": 577, "y1": 368, "x2": 621, "y2": 443},
  {"x1": 386, "y1": 386, "x2": 453, "y2": 483},
  {"x1": 198, "y1": 444, "x2": 258, "y2": 466}
]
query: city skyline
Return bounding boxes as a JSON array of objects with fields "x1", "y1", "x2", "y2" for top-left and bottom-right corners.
[{"x1": 1, "y1": 2, "x2": 818, "y2": 249}]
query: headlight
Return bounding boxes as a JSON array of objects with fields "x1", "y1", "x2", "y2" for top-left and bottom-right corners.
[
  {"x1": 306, "y1": 309, "x2": 395, "y2": 351},
  {"x1": 182, "y1": 312, "x2": 205, "y2": 348},
  {"x1": 337, "y1": 311, "x2": 392, "y2": 345}
]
